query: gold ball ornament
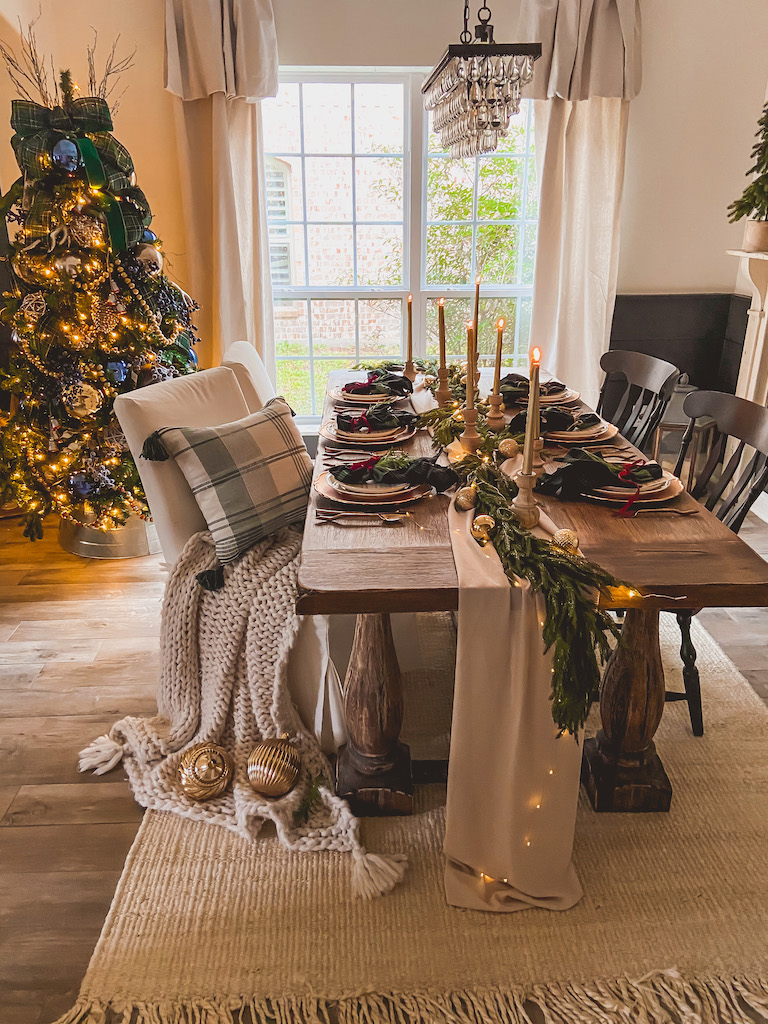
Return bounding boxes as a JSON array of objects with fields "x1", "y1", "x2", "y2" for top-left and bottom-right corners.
[
  {"x1": 178, "y1": 742, "x2": 233, "y2": 801},
  {"x1": 551, "y1": 528, "x2": 580, "y2": 556},
  {"x1": 247, "y1": 734, "x2": 301, "y2": 798},
  {"x1": 497, "y1": 437, "x2": 520, "y2": 459},
  {"x1": 453, "y1": 485, "x2": 477, "y2": 511},
  {"x1": 135, "y1": 243, "x2": 164, "y2": 277},
  {"x1": 423, "y1": 374, "x2": 436, "y2": 385},
  {"x1": 471, "y1": 513, "x2": 496, "y2": 545},
  {"x1": 69, "y1": 214, "x2": 105, "y2": 248}
]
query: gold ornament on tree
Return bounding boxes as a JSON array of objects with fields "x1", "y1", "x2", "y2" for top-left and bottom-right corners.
[
  {"x1": 67, "y1": 382, "x2": 103, "y2": 418},
  {"x1": 497, "y1": 437, "x2": 520, "y2": 459},
  {"x1": 178, "y1": 742, "x2": 234, "y2": 801},
  {"x1": 551, "y1": 528, "x2": 580, "y2": 556},
  {"x1": 453, "y1": 484, "x2": 477, "y2": 511},
  {"x1": 91, "y1": 296, "x2": 121, "y2": 334},
  {"x1": 471, "y1": 513, "x2": 496, "y2": 545},
  {"x1": 19, "y1": 291, "x2": 46, "y2": 322},
  {"x1": 68, "y1": 214, "x2": 105, "y2": 248},
  {"x1": 247, "y1": 734, "x2": 301, "y2": 798}
]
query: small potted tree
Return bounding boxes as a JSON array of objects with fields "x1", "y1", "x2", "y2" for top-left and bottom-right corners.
[{"x1": 728, "y1": 101, "x2": 768, "y2": 252}]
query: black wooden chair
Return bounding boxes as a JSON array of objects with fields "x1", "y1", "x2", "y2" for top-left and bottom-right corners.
[
  {"x1": 668, "y1": 390, "x2": 768, "y2": 735},
  {"x1": 596, "y1": 351, "x2": 680, "y2": 452}
]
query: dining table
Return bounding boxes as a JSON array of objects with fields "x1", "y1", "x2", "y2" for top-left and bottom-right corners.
[{"x1": 297, "y1": 370, "x2": 768, "y2": 816}]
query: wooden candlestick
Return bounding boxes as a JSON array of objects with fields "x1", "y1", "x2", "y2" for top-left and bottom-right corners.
[
  {"x1": 404, "y1": 294, "x2": 416, "y2": 381},
  {"x1": 512, "y1": 469, "x2": 540, "y2": 529},
  {"x1": 485, "y1": 317, "x2": 506, "y2": 430},
  {"x1": 436, "y1": 298, "x2": 452, "y2": 407},
  {"x1": 459, "y1": 406, "x2": 482, "y2": 454}
]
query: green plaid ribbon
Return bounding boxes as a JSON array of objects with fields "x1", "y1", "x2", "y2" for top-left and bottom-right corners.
[{"x1": 10, "y1": 98, "x2": 151, "y2": 249}]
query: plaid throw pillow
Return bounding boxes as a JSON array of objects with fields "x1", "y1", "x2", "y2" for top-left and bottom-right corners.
[{"x1": 141, "y1": 397, "x2": 312, "y2": 564}]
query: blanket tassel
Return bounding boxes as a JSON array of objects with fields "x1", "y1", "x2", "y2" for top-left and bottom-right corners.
[
  {"x1": 79, "y1": 733, "x2": 124, "y2": 775},
  {"x1": 141, "y1": 432, "x2": 169, "y2": 461},
  {"x1": 351, "y1": 848, "x2": 408, "y2": 898}
]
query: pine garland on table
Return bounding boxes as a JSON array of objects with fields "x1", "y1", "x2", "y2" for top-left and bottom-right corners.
[{"x1": 418, "y1": 407, "x2": 627, "y2": 736}]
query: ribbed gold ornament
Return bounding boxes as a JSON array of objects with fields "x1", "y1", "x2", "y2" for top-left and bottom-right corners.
[
  {"x1": 551, "y1": 528, "x2": 580, "y2": 556},
  {"x1": 178, "y1": 742, "x2": 233, "y2": 801},
  {"x1": 497, "y1": 438, "x2": 520, "y2": 459},
  {"x1": 247, "y1": 734, "x2": 301, "y2": 798}
]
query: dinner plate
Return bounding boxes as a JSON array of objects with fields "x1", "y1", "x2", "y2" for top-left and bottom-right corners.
[
  {"x1": 319, "y1": 421, "x2": 417, "y2": 447},
  {"x1": 334, "y1": 424, "x2": 402, "y2": 442},
  {"x1": 327, "y1": 473, "x2": 411, "y2": 496},
  {"x1": 546, "y1": 423, "x2": 619, "y2": 445},
  {"x1": 515, "y1": 387, "x2": 580, "y2": 406},
  {"x1": 314, "y1": 472, "x2": 429, "y2": 507},
  {"x1": 330, "y1": 386, "x2": 401, "y2": 405},
  {"x1": 588, "y1": 472, "x2": 684, "y2": 505},
  {"x1": 546, "y1": 422, "x2": 607, "y2": 440},
  {"x1": 592, "y1": 473, "x2": 670, "y2": 498}
]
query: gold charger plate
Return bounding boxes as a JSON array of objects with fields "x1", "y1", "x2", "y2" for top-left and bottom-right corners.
[
  {"x1": 314, "y1": 472, "x2": 429, "y2": 507},
  {"x1": 330, "y1": 386, "x2": 403, "y2": 405},
  {"x1": 588, "y1": 473, "x2": 684, "y2": 505},
  {"x1": 319, "y1": 421, "x2": 417, "y2": 447},
  {"x1": 546, "y1": 423, "x2": 619, "y2": 444}
]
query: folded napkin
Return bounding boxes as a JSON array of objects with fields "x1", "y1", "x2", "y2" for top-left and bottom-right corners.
[
  {"x1": 336, "y1": 403, "x2": 417, "y2": 435},
  {"x1": 499, "y1": 373, "x2": 566, "y2": 408},
  {"x1": 329, "y1": 453, "x2": 458, "y2": 492},
  {"x1": 507, "y1": 407, "x2": 601, "y2": 435},
  {"x1": 536, "y1": 447, "x2": 663, "y2": 502},
  {"x1": 342, "y1": 369, "x2": 414, "y2": 397}
]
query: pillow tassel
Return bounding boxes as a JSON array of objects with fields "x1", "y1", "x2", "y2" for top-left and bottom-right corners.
[
  {"x1": 141, "y1": 432, "x2": 170, "y2": 461},
  {"x1": 196, "y1": 565, "x2": 225, "y2": 591}
]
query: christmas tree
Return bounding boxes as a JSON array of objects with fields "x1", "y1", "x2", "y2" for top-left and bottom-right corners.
[{"x1": 0, "y1": 35, "x2": 198, "y2": 540}]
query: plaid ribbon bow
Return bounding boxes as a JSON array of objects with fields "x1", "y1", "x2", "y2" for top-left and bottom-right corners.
[{"x1": 10, "y1": 97, "x2": 151, "y2": 250}]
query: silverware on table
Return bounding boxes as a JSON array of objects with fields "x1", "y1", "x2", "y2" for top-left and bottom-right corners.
[
  {"x1": 315, "y1": 510, "x2": 406, "y2": 524},
  {"x1": 626, "y1": 508, "x2": 700, "y2": 518}
]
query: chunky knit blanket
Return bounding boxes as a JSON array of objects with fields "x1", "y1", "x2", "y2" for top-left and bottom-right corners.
[{"x1": 80, "y1": 528, "x2": 406, "y2": 898}]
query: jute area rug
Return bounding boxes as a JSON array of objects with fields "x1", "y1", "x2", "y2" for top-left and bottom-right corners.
[{"x1": 57, "y1": 614, "x2": 768, "y2": 1024}]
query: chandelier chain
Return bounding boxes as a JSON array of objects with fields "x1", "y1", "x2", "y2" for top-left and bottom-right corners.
[{"x1": 461, "y1": 0, "x2": 472, "y2": 44}]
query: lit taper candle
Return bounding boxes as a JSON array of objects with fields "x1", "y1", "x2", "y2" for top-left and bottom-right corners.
[
  {"x1": 465, "y1": 319, "x2": 475, "y2": 410},
  {"x1": 404, "y1": 294, "x2": 416, "y2": 381},
  {"x1": 493, "y1": 318, "x2": 505, "y2": 396},
  {"x1": 438, "y1": 297, "x2": 446, "y2": 370},
  {"x1": 473, "y1": 275, "x2": 481, "y2": 346}
]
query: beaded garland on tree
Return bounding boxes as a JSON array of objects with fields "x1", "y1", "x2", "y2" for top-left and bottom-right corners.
[{"x1": 0, "y1": 36, "x2": 199, "y2": 540}]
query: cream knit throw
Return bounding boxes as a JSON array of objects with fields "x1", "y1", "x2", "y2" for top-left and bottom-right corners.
[{"x1": 79, "y1": 528, "x2": 406, "y2": 898}]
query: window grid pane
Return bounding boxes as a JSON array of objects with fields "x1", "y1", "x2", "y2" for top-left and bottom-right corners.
[{"x1": 263, "y1": 78, "x2": 536, "y2": 418}]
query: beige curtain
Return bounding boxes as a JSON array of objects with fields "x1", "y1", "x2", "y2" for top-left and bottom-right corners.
[
  {"x1": 165, "y1": 0, "x2": 278, "y2": 373},
  {"x1": 519, "y1": 0, "x2": 642, "y2": 407}
]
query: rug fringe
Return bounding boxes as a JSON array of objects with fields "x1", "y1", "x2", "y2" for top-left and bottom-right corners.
[
  {"x1": 351, "y1": 848, "x2": 408, "y2": 899},
  {"x1": 50, "y1": 974, "x2": 768, "y2": 1024},
  {"x1": 78, "y1": 733, "x2": 124, "y2": 775}
]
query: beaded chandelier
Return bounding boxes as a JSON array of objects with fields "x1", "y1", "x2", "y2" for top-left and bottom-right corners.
[{"x1": 422, "y1": 1, "x2": 541, "y2": 158}]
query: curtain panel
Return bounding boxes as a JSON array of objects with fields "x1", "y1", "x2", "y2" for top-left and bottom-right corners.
[
  {"x1": 165, "y1": 0, "x2": 278, "y2": 373},
  {"x1": 518, "y1": 0, "x2": 642, "y2": 406}
]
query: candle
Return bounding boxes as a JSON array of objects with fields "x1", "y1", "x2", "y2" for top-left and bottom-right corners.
[
  {"x1": 522, "y1": 346, "x2": 541, "y2": 475},
  {"x1": 473, "y1": 276, "x2": 481, "y2": 346},
  {"x1": 406, "y1": 294, "x2": 413, "y2": 365},
  {"x1": 438, "y1": 298, "x2": 446, "y2": 370},
  {"x1": 493, "y1": 318, "x2": 505, "y2": 395},
  {"x1": 465, "y1": 319, "x2": 475, "y2": 410}
]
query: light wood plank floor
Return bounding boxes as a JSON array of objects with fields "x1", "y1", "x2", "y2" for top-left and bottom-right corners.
[{"x1": 1, "y1": 514, "x2": 767, "y2": 1022}]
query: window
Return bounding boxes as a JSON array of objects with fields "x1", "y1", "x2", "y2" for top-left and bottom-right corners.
[{"x1": 262, "y1": 72, "x2": 537, "y2": 418}]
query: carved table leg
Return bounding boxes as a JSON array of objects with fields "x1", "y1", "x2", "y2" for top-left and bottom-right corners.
[
  {"x1": 581, "y1": 608, "x2": 672, "y2": 812},
  {"x1": 336, "y1": 613, "x2": 413, "y2": 816}
]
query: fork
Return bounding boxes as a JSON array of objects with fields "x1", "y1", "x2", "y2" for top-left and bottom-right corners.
[
  {"x1": 627, "y1": 508, "x2": 700, "y2": 518},
  {"x1": 315, "y1": 510, "x2": 406, "y2": 524}
]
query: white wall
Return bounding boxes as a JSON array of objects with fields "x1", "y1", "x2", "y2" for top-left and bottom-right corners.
[
  {"x1": 618, "y1": 0, "x2": 768, "y2": 294},
  {"x1": 1, "y1": 0, "x2": 767, "y2": 304}
]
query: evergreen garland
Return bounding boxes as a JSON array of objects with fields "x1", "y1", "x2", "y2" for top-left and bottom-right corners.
[{"x1": 418, "y1": 411, "x2": 628, "y2": 736}]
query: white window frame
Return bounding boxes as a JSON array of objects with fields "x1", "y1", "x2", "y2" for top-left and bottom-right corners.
[{"x1": 267, "y1": 67, "x2": 535, "y2": 420}]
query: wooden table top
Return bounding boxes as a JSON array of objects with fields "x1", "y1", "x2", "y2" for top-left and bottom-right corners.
[{"x1": 297, "y1": 372, "x2": 768, "y2": 614}]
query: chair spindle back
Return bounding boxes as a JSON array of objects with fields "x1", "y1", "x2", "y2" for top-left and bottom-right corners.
[{"x1": 597, "y1": 351, "x2": 680, "y2": 451}]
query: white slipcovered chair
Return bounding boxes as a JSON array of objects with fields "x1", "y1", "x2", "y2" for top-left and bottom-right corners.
[
  {"x1": 114, "y1": 367, "x2": 346, "y2": 753},
  {"x1": 221, "y1": 341, "x2": 276, "y2": 412}
]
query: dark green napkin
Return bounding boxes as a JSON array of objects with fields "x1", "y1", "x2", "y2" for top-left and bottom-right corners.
[
  {"x1": 337, "y1": 403, "x2": 417, "y2": 434},
  {"x1": 330, "y1": 454, "x2": 458, "y2": 492},
  {"x1": 507, "y1": 407, "x2": 601, "y2": 434},
  {"x1": 499, "y1": 373, "x2": 567, "y2": 408},
  {"x1": 342, "y1": 369, "x2": 413, "y2": 397},
  {"x1": 536, "y1": 447, "x2": 663, "y2": 501}
]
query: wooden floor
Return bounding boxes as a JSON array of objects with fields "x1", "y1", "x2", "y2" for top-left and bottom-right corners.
[{"x1": 1, "y1": 514, "x2": 767, "y2": 1022}]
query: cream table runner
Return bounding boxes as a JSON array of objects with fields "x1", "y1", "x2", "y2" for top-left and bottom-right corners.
[{"x1": 410, "y1": 382, "x2": 584, "y2": 911}]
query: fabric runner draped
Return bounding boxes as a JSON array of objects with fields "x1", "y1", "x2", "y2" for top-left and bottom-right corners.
[{"x1": 410, "y1": 384, "x2": 584, "y2": 911}]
